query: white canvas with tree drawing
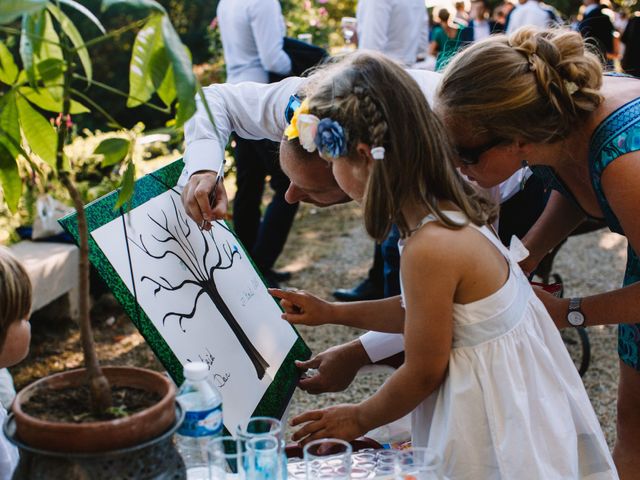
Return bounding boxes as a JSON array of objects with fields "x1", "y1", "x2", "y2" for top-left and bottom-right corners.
[{"x1": 91, "y1": 188, "x2": 297, "y2": 434}]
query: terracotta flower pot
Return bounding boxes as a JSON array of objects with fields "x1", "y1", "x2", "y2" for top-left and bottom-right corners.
[{"x1": 11, "y1": 366, "x2": 176, "y2": 454}]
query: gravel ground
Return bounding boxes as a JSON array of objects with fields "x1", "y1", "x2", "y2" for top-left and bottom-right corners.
[{"x1": 277, "y1": 202, "x2": 628, "y2": 449}]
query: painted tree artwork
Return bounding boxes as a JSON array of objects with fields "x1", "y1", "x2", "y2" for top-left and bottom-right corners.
[{"x1": 91, "y1": 188, "x2": 298, "y2": 433}]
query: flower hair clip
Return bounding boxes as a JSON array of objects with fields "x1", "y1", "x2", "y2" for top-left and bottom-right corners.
[
  {"x1": 564, "y1": 80, "x2": 579, "y2": 95},
  {"x1": 284, "y1": 100, "x2": 347, "y2": 158}
]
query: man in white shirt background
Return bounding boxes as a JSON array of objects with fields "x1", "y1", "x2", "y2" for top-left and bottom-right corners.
[
  {"x1": 506, "y1": 0, "x2": 560, "y2": 33},
  {"x1": 216, "y1": 0, "x2": 298, "y2": 288}
]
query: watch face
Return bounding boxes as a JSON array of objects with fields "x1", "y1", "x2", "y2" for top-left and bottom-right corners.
[{"x1": 567, "y1": 311, "x2": 585, "y2": 327}]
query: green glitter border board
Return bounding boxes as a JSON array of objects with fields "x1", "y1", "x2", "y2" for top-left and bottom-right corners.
[{"x1": 59, "y1": 158, "x2": 310, "y2": 435}]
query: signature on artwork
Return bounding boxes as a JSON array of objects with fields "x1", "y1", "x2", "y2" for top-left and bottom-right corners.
[
  {"x1": 186, "y1": 347, "x2": 231, "y2": 388},
  {"x1": 240, "y1": 277, "x2": 260, "y2": 307},
  {"x1": 213, "y1": 372, "x2": 231, "y2": 388}
]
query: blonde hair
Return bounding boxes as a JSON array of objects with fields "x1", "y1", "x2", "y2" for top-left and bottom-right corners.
[
  {"x1": 300, "y1": 51, "x2": 496, "y2": 241},
  {"x1": 437, "y1": 27, "x2": 604, "y2": 143},
  {"x1": 0, "y1": 247, "x2": 32, "y2": 349}
]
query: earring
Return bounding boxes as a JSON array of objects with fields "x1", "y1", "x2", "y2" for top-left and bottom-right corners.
[{"x1": 519, "y1": 160, "x2": 529, "y2": 192}]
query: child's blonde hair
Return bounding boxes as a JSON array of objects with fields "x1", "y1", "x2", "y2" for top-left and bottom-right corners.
[
  {"x1": 301, "y1": 51, "x2": 497, "y2": 241},
  {"x1": 0, "y1": 247, "x2": 32, "y2": 348}
]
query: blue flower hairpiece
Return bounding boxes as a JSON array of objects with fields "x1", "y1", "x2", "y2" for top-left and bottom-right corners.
[{"x1": 315, "y1": 118, "x2": 347, "y2": 158}]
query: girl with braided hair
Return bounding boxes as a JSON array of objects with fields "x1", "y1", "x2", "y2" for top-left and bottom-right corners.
[
  {"x1": 270, "y1": 51, "x2": 617, "y2": 478},
  {"x1": 438, "y1": 26, "x2": 640, "y2": 478}
]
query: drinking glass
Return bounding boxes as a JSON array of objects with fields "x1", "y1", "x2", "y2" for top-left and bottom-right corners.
[
  {"x1": 297, "y1": 33, "x2": 313, "y2": 44},
  {"x1": 236, "y1": 417, "x2": 285, "y2": 479},
  {"x1": 304, "y1": 438, "x2": 352, "y2": 480},
  {"x1": 245, "y1": 436, "x2": 280, "y2": 479},
  {"x1": 208, "y1": 436, "x2": 246, "y2": 480},
  {"x1": 394, "y1": 447, "x2": 443, "y2": 480},
  {"x1": 340, "y1": 17, "x2": 357, "y2": 45}
]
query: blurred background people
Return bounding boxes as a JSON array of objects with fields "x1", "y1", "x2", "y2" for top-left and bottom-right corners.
[
  {"x1": 461, "y1": 0, "x2": 505, "y2": 42},
  {"x1": 430, "y1": 7, "x2": 464, "y2": 71},
  {"x1": 622, "y1": 12, "x2": 640, "y2": 77},
  {"x1": 217, "y1": 0, "x2": 299, "y2": 288},
  {"x1": 506, "y1": 0, "x2": 560, "y2": 33},
  {"x1": 578, "y1": 0, "x2": 615, "y2": 66}
]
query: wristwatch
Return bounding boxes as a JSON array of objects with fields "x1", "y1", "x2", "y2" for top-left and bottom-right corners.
[{"x1": 567, "y1": 297, "x2": 585, "y2": 327}]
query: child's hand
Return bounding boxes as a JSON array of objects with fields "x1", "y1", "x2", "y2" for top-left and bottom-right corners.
[
  {"x1": 290, "y1": 404, "x2": 366, "y2": 446},
  {"x1": 268, "y1": 288, "x2": 334, "y2": 326}
]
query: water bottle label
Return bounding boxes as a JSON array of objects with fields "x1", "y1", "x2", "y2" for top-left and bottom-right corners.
[{"x1": 178, "y1": 405, "x2": 223, "y2": 437}]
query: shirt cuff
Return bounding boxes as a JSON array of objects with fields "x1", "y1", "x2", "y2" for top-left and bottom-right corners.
[
  {"x1": 359, "y1": 332, "x2": 404, "y2": 363},
  {"x1": 183, "y1": 139, "x2": 225, "y2": 178}
]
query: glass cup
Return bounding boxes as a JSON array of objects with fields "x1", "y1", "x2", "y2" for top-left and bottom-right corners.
[
  {"x1": 304, "y1": 438, "x2": 352, "y2": 480},
  {"x1": 236, "y1": 417, "x2": 285, "y2": 479},
  {"x1": 340, "y1": 16, "x2": 357, "y2": 45},
  {"x1": 208, "y1": 436, "x2": 247, "y2": 480},
  {"x1": 297, "y1": 33, "x2": 313, "y2": 44},
  {"x1": 394, "y1": 447, "x2": 443, "y2": 480},
  {"x1": 244, "y1": 436, "x2": 281, "y2": 479}
]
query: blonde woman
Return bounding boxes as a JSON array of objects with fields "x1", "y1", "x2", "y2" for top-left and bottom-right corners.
[{"x1": 437, "y1": 27, "x2": 640, "y2": 477}]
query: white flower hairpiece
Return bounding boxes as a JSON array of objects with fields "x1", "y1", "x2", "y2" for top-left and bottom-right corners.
[
  {"x1": 296, "y1": 114, "x2": 320, "y2": 153},
  {"x1": 564, "y1": 80, "x2": 579, "y2": 95}
]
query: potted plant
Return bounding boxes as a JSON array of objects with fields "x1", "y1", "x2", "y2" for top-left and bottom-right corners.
[{"x1": 0, "y1": 1, "x2": 216, "y2": 477}]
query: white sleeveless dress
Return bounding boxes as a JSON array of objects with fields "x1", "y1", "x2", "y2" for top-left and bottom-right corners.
[{"x1": 401, "y1": 212, "x2": 617, "y2": 480}]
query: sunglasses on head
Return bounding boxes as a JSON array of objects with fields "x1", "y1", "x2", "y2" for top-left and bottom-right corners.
[
  {"x1": 285, "y1": 94, "x2": 302, "y2": 123},
  {"x1": 455, "y1": 137, "x2": 505, "y2": 166}
]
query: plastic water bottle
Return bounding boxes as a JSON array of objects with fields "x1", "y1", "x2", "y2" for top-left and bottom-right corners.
[{"x1": 176, "y1": 362, "x2": 223, "y2": 480}]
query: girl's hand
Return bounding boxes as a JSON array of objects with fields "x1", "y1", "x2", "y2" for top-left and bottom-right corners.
[
  {"x1": 268, "y1": 289, "x2": 334, "y2": 326},
  {"x1": 290, "y1": 404, "x2": 366, "y2": 446}
]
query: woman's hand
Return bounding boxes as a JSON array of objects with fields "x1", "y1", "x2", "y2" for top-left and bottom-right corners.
[
  {"x1": 269, "y1": 289, "x2": 335, "y2": 326},
  {"x1": 290, "y1": 404, "x2": 366, "y2": 446},
  {"x1": 532, "y1": 286, "x2": 569, "y2": 329}
]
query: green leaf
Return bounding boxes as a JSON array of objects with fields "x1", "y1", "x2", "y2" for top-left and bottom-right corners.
[
  {"x1": 46, "y1": 3, "x2": 92, "y2": 83},
  {"x1": 161, "y1": 16, "x2": 195, "y2": 127},
  {"x1": 58, "y1": 0, "x2": 105, "y2": 34},
  {"x1": 0, "y1": 42, "x2": 18, "y2": 85},
  {"x1": 20, "y1": 12, "x2": 39, "y2": 89},
  {"x1": 37, "y1": 58, "x2": 64, "y2": 81},
  {"x1": 101, "y1": 0, "x2": 166, "y2": 15},
  {"x1": 94, "y1": 137, "x2": 130, "y2": 167},
  {"x1": 128, "y1": 14, "x2": 166, "y2": 108},
  {"x1": 114, "y1": 161, "x2": 135, "y2": 209},
  {"x1": 0, "y1": 0, "x2": 46, "y2": 25},
  {"x1": 156, "y1": 63, "x2": 176, "y2": 108},
  {"x1": 16, "y1": 94, "x2": 57, "y2": 168},
  {"x1": 0, "y1": 93, "x2": 21, "y2": 157},
  {"x1": 19, "y1": 86, "x2": 89, "y2": 114},
  {"x1": 37, "y1": 10, "x2": 63, "y2": 63},
  {"x1": 0, "y1": 142, "x2": 22, "y2": 213}
]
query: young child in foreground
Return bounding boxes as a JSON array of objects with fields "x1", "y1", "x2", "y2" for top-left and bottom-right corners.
[
  {"x1": 270, "y1": 51, "x2": 618, "y2": 479},
  {"x1": 0, "y1": 247, "x2": 32, "y2": 479}
]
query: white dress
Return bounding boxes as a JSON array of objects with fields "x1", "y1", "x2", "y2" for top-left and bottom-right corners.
[{"x1": 402, "y1": 213, "x2": 617, "y2": 480}]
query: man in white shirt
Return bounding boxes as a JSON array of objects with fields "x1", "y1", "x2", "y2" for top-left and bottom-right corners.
[
  {"x1": 506, "y1": 0, "x2": 559, "y2": 33},
  {"x1": 356, "y1": 0, "x2": 429, "y2": 67},
  {"x1": 181, "y1": 69, "x2": 441, "y2": 389},
  {"x1": 216, "y1": 0, "x2": 297, "y2": 287},
  {"x1": 180, "y1": 66, "x2": 538, "y2": 393}
]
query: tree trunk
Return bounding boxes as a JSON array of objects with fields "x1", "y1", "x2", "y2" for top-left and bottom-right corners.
[{"x1": 205, "y1": 282, "x2": 269, "y2": 380}]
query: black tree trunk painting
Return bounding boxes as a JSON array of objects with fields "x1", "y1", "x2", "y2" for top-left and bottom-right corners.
[{"x1": 129, "y1": 196, "x2": 269, "y2": 380}]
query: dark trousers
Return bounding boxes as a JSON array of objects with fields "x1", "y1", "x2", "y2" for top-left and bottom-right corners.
[
  {"x1": 232, "y1": 137, "x2": 299, "y2": 273},
  {"x1": 368, "y1": 225, "x2": 402, "y2": 298}
]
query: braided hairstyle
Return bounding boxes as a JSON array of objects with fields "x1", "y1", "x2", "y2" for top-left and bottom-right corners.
[
  {"x1": 301, "y1": 51, "x2": 497, "y2": 241},
  {"x1": 437, "y1": 26, "x2": 604, "y2": 144}
]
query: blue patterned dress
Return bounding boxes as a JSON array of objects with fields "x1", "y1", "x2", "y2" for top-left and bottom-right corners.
[{"x1": 532, "y1": 94, "x2": 640, "y2": 370}]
